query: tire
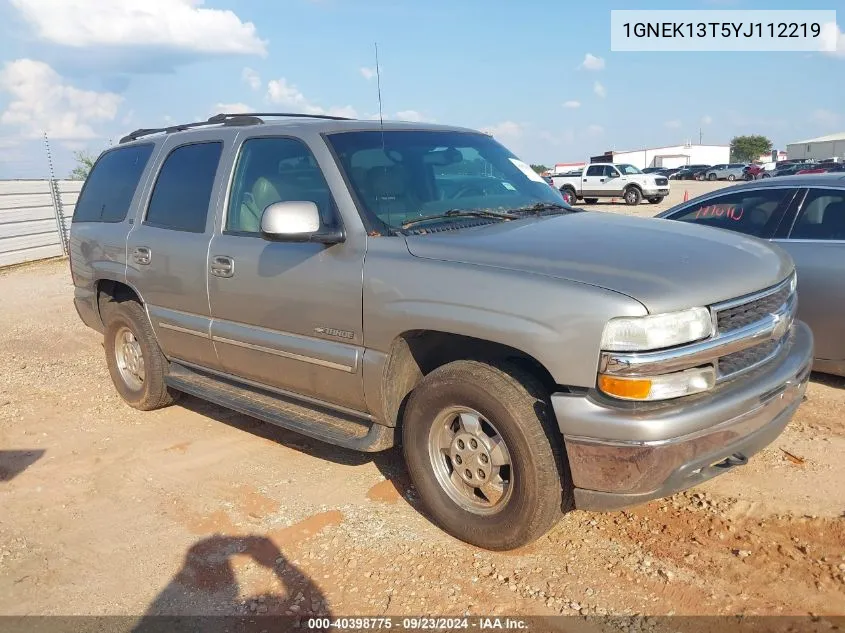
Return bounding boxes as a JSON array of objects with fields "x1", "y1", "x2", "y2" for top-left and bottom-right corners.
[
  {"x1": 727, "y1": 174, "x2": 736, "y2": 181},
  {"x1": 760, "y1": 173, "x2": 770, "y2": 179},
  {"x1": 402, "y1": 360, "x2": 566, "y2": 551},
  {"x1": 647, "y1": 196, "x2": 664, "y2": 204},
  {"x1": 623, "y1": 186, "x2": 642, "y2": 206},
  {"x1": 104, "y1": 299, "x2": 178, "y2": 411},
  {"x1": 707, "y1": 173, "x2": 717, "y2": 181},
  {"x1": 583, "y1": 198, "x2": 598, "y2": 204},
  {"x1": 560, "y1": 188, "x2": 576, "y2": 205}
]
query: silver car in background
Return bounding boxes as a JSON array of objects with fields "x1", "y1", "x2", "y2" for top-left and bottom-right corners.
[
  {"x1": 705, "y1": 163, "x2": 749, "y2": 181},
  {"x1": 657, "y1": 175, "x2": 845, "y2": 376}
]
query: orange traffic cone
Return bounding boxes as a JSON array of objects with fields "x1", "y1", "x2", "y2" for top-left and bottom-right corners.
[{"x1": 683, "y1": 190, "x2": 689, "y2": 202}]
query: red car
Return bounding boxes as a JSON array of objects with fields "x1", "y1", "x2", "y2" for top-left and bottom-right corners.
[{"x1": 796, "y1": 164, "x2": 825, "y2": 175}]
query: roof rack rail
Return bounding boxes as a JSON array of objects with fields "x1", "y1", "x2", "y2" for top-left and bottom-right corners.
[
  {"x1": 119, "y1": 112, "x2": 353, "y2": 144},
  {"x1": 207, "y1": 112, "x2": 354, "y2": 123}
]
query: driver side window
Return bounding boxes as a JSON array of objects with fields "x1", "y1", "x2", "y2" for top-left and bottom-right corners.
[{"x1": 226, "y1": 137, "x2": 338, "y2": 234}]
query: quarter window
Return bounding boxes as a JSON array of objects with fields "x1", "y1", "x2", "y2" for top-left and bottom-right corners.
[
  {"x1": 145, "y1": 142, "x2": 223, "y2": 233},
  {"x1": 227, "y1": 137, "x2": 338, "y2": 234},
  {"x1": 790, "y1": 189, "x2": 845, "y2": 241},
  {"x1": 668, "y1": 188, "x2": 793, "y2": 238},
  {"x1": 72, "y1": 144, "x2": 154, "y2": 223}
]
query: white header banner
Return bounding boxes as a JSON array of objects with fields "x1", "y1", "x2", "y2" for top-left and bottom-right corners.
[{"x1": 611, "y1": 10, "x2": 838, "y2": 52}]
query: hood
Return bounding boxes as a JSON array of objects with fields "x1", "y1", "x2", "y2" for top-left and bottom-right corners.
[{"x1": 404, "y1": 212, "x2": 793, "y2": 314}]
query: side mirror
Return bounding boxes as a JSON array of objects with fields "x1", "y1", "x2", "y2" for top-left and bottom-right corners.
[{"x1": 260, "y1": 201, "x2": 345, "y2": 244}]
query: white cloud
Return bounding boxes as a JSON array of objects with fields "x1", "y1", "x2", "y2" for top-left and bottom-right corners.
[
  {"x1": 664, "y1": 120, "x2": 682, "y2": 129},
  {"x1": 360, "y1": 67, "x2": 377, "y2": 81},
  {"x1": 213, "y1": 103, "x2": 253, "y2": 115},
  {"x1": 394, "y1": 110, "x2": 434, "y2": 123},
  {"x1": 0, "y1": 59, "x2": 122, "y2": 139},
  {"x1": 586, "y1": 124, "x2": 604, "y2": 136},
  {"x1": 9, "y1": 0, "x2": 267, "y2": 55},
  {"x1": 266, "y1": 78, "x2": 358, "y2": 119},
  {"x1": 593, "y1": 81, "x2": 606, "y2": 98},
  {"x1": 820, "y1": 22, "x2": 845, "y2": 56},
  {"x1": 562, "y1": 100, "x2": 581, "y2": 109},
  {"x1": 580, "y1": 53, "x2": 605, "y2": 71},
  {"x1": 481, "y1": 121, "x2": 523, "y2": 140},
  {"x1": 811, "y1": 108, "x2": 840, "y2": 126},
  {"x1": 242, "y1": 67, "x2": 261, "y2": 91},
  {"x1": 701, "y1": 114, "x2": 713, "y2": 125}
]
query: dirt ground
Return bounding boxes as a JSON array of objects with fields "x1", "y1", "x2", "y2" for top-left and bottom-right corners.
[{"x1": 1, "y1": 224, "x2": 844, "y2": 624}]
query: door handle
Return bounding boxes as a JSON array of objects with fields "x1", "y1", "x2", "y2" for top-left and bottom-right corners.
[
  {"x1": 599, "y1": 178, "x2": 605, "y2": 182},
  {"x1": 583, "y1": 178, "x2": 588, "y2": 182},
  {"x1": 210, "y1": 255, "x2": 235, "y2": 278},
  {"x1": 132, "y1": 247, "x2": 151, "y2": 265}
]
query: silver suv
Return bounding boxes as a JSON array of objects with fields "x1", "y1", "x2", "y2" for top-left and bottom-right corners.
[{"x1": 69, "y1": 113, "x2": 813, "y2": 550}]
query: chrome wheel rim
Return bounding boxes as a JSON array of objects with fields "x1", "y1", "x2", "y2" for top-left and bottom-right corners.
[
  {"x1": 115, "y1": 326, "x2": 145, "y2": 391},
  {"x1": 625, "y1": 190, "x2": 637, "y2": 203},
  {"x1": 428, "y1": 407, "x2": 513, "y2": 515}
]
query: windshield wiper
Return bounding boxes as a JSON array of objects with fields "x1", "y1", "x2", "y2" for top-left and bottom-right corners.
[
  {"x1": 400, "y1": 209, "x2": 517, "y2": 229},
  {"x1": 510, "y1": 202, "x2": 578, "y2": 215}
]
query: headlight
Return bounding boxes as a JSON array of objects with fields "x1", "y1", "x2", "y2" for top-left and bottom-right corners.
[
  {"x1": 598, "y1": 366, "x2": 716, "y2": 401},
  {"x1": 600, "y1": 307, "x2": 713, "y2": 352}
]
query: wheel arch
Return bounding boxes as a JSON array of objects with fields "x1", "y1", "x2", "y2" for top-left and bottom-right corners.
[{"x1": 378, "y1": 330, "x2": 559, "y2": 430}]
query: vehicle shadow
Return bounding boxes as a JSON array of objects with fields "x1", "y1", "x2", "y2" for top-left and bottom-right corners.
[
  {"x1": 131, "y1": 534, "x2": 331, "y2": 632},
  {"x1": 176, "y1": 394, "x2": 416, "y2": 504},
  {"x1": 810, "y1": 371, "x2": 845, "y2": 390},
  {"x1": 0, "y1": 449, "x2": 45, "y2": 482}
]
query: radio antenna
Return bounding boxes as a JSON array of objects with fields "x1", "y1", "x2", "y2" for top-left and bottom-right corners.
[{"x1": 375, "y1": 42, "x2": 384, "y2": 129}]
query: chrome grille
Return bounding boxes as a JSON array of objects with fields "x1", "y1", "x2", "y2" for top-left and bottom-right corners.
[
  {"x1": 716, "y1": 281, "x2": 792, "y2": 333},
  {"x1": 712, "y1": 275, "x2": 795, "y2": 379},
  {"x1": 718, "y1": 339, "x2": 779, "y2": 377}
]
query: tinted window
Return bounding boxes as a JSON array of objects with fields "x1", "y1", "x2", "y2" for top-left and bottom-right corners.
[
  {"x1": 227, "y1": 137, "x2": 338, "y2": 233},
  {"x1": 586, "y1": 165, "x2": 604, "y2": 176},
  {"x1": 145, "y1": 142, "x2": 222, "y2": 233},
  {"x1": 72, "y1": 144, "x2": 154, "y2": 223},
  {"x1": 668, "y1": 188, "x2": 793, "y2": 237},
  {"x1": 790, "y1": 189, "x2": 845, "y2": 241},
  {"x1": 326, "y1": 130, "x2": 564, "y2": 231}
]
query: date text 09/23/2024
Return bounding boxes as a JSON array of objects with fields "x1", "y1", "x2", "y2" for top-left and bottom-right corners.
[{"x1": 306, "y1": 617, "x2": 529, "y2": 630}]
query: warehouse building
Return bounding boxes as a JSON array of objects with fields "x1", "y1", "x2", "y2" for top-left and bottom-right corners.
[
  {"x1": 786, "y1": 133, "x2": 845, "y2": 161},
  {"x1": 589, "y1": 143, "x2": 730, "y2": 170}
]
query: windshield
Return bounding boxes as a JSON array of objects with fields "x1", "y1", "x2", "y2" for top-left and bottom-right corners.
[
  {"x1": 325, "y1": 130, "x2": 568, "y2": 233},
  {"x1": 616, "y1": 164, "x2": 642, "y2": 175}
]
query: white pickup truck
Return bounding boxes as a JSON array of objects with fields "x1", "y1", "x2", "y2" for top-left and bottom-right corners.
[{"x1": 551, "y1": 163, "x2": 670, "y2": 206}]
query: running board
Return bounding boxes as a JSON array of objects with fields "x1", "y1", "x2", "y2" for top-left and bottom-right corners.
[{"x1": 165, "y1": 363, "x2": 395, "y2": 452}]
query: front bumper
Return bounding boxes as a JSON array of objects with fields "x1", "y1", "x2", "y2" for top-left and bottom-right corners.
[
  {"x1": 553, "y1": 321, "x2": 813, "y2": 511},
  {"x1": 641, "y1": 187, "x2": 670, "y2": 197}
]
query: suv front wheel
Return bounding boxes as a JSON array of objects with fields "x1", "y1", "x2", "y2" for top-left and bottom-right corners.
[
  {"x1": 402, "y1": 360, "x2": 567, "y2": 550},
  {"x1": 104, "y1": 299, "x2": 178, "y2": 411}
]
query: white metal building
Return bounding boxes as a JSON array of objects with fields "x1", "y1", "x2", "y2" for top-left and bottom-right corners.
[
  {"x1": 590, "y1": 143, "x2": 730, "y2": 169},
  {"x1": 786, "y1": 133, "x2": 845, "y2": 161}
]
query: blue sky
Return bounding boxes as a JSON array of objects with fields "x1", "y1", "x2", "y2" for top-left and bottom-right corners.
[{"x1": 0, "y1": 0, "x2": 841, "y2": 178}]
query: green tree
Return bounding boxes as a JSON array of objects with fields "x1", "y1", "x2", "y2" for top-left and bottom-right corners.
[
  {"x1": 530, "y1": 164, "x2": 550, "y2": 174},
  {"x1": 729, "y1": 135, "x2": 773, "y2": 163},
  {"x1": 69, "y1": 150, "x2": 98, "y2": 181}
]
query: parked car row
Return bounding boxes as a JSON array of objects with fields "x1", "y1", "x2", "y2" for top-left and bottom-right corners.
[{"x1": 755, "y1": 161, "x2": 845, "y2": 179}]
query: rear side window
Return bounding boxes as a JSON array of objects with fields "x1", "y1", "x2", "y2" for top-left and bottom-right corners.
[
  {"x1": 585, "y1": 165, "x2": 603, "y2": 176},
  {"x1": 668, "y1": 188, "x2": 794, "y2": 238},
  {"x1": 72, "y1": 144, "x2": 154, "y2": 223},
  {"x1": 145, "y1": 142, "x2": 223, "y2": 233},
  {"x1": 790, "y1": 189, "x2": 845, "y2": 241}
]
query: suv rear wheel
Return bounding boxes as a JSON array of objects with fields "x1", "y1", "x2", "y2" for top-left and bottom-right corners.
[
  {"x1": 402, "y1": 360, "x2": 566, "y2": 550},
  {"x1": 104, "y1": 299, "x2": 178, "y2": 411}
]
